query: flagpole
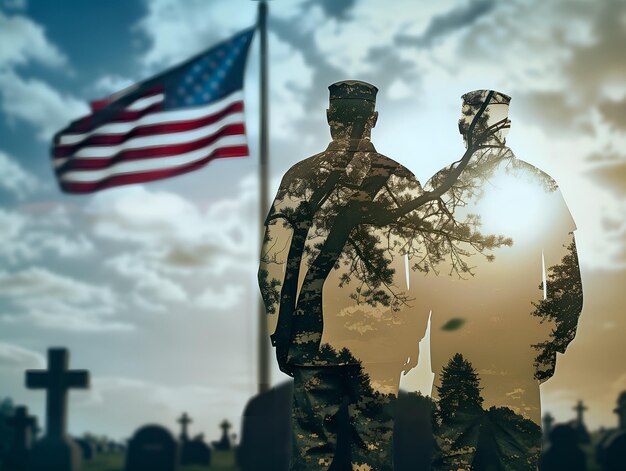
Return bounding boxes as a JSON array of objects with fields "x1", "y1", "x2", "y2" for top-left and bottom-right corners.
[{"x1": 257, "y1": 0, "x2": 271, "y2": 394}]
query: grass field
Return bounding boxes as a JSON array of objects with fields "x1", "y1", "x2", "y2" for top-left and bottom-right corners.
[{"x1": 83, "y1": 450, "x2": 238, "y2": 471}]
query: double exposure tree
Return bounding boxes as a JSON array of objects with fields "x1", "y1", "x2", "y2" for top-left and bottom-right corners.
[
  {"x1": 435, "y1": 353, "x2": 483, "y2": 424},
  {"x1": 259, "y1": 91, "x2": 514, "y2": 368},
  {"x1": 532, "y1": 239, "x2": 583, "y2": 382}
]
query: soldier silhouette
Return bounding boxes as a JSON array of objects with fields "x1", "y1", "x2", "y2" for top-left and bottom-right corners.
[
  {"x1": 416, "y1": 90, "x2": 584, "y2": 470},
  {"x1": 259, "y1": 80, "x2": 427, "y2": 470}
]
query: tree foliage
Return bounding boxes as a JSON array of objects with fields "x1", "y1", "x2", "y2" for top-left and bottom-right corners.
[{"x1": 532, "y1": 239, "x2": 583, "y2": 381}]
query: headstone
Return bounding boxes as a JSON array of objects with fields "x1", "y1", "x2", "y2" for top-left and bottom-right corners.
[
  {"x1": 603, "y1": 431, "x2": 626, "y2": 471},
  {"x1": 615, "y1": 391, "x2": 626, "y2": 430},
  {"x1": 73, "y1": 438, "x2": 94, "y2": 461},
  {"x1": 596, "y1": 391, "x2": 626, "y2": 469},
  {"x1": 4, "y1": 406, "x2": 36, "y2": 471},
  {"x1": 571, "y1": 400, "x2": 591, "y2": 444},
  {"x1": 125, "y1": 425, "x2": 179, "y2": 471},
  {"x1": 236, "y1": 381, "x2": 433, "y2": 471},
  {"x1": 213, "y1": 419, "x2": 233, "y2": 451},
  {"x1": 177, "y1": 413, "x2": 192, "y2": 442},
  {"x1": 539, "y1": 424, "x2": 587, "y2": 471},
  {"x1": 181, "y1": 434, "x2": 211, "y2": 466},
  {"x1": 25, "y1": 347, "x2": 89, "y2": 471},
  {"x1": 543, "y1": 412, "x2": 555, "y2": 444}
]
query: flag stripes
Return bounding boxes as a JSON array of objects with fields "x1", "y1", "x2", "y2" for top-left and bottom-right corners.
[
  {"x1": 51, "y1": 27, "x2": 255, "y2": 193},
  {"x1": 53, "y1": 90, "x2": 248, "y2": 193}
]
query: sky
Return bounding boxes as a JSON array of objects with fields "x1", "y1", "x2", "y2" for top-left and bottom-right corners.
[{"x1": 0, "y1": 0, "x2": 625, "y2": 441}]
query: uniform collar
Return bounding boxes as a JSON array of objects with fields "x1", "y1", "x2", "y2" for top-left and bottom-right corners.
[{"x1": 325, "y1": 138, "x2": 376, "y2": 153}]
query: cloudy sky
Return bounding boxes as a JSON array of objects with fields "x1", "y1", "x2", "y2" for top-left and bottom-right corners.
[{"x1": 0, "y1": 0, "x2": 624, "y2": 441}]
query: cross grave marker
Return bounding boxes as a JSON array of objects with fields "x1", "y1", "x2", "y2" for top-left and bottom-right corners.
[{"x1": 25, "y1": 347, "x2": 90, "y2": 471}]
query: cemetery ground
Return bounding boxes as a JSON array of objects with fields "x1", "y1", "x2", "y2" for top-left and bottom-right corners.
[{"x1": 83, "y1": 449, "x2": 238, "y2": 471}]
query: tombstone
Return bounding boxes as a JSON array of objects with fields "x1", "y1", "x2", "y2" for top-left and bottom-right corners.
[
  {"x1": 602, "y1": 431, "x2": 626, "y2": 471},
  {"x1": 393, "y1": 392, "x2": 434, "y2": 471},
  {"x1": 596, "y1": 391, "x2": 626, "y2": 469},
  {"x1": 539, "y1": 424, "x2": 587, "y2": 471},
  {"x1": 236, "y1": 380, "x2": 433, "y2": 471},
  {"x1": 73, "y1": 438, "x2": 94, "y2": 461},
  {"x1": 125, "y1": 425, "x2": 179, "y2": 471},
  {"x1": 542, "y1": 412, "x2": 555, "y2": 444},
  {"x1": 177, "y1": 412, "x2": 192, "y2": 443},
  {"x1": 4, "y1": 406, "x2": 36, "y2": 471},
  {"x1": 213, "y1": 419, "x2": 233, "y2": 451},
  {"x1": 25, "y1": 347, "x2": 89, "y2": 471},
  {"x1": 615, "y1": 391, "x2": 626, "y2": 431},
  {"x1": 571, "y1": 400, "x2": 591, "y2": 444},
  {"x1": 180, "y1": 434, "x2": 211, "y2": 466}
]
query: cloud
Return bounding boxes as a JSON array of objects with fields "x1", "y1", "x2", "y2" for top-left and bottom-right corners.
[
  {"x1": 196, "y1": 284, "x2": 244, "y2": 310},
  {"x1": 599, "y1": 96, "x2": 626, "y2": 131},
  {"x1": 85, "y1": 179, "x2": 258, "y2": 314},
  {"x1": 271, "y1": 15, "x2": 345, "y2": 110},
  {"x1": 135, "y1": 0, "x2": 256, "y2": 70},
  {"x1": 0, "y1": 10, "x2": 66, "y2": 69},
  {"x1": 395, "y1": 0, "x2": 497, "y2": 48},
  {"x1": 0, "y1": 0, "x2": 27, "y2": 11},
  {"x1": 0, "y1": 149, "x2": 39, "y2": 198},
  {"x1": 106, "y1": 252, "x2": 188, "y2": 303},
  {"x1": 0, "y1": 70, "x2": 88, "y2": 140},
  {"x1": 0, "y1": 342, "x2": 44, "y2": 369},
  {"x1": 301, "y1": 0, "x2": 358, "y2": 23},
  {"x1": 564, "y1": 0, "x2": 626, "y2": 101},
  {"x1": 514, "y1": 91, "x2": 594, "y2": 136},
  {"x1": 587, "y1": 160, "x2": 626, "y2": 197},
  {"x1": 0, "y1": 267, "x2": 132, "y2": 332},
  {"x1": 0, "y1": 206, "x2": 94, "y2": 265}
]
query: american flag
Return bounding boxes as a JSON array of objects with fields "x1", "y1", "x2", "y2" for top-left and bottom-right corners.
[{"x1": 52, "y1": 27, "x2": 255, "y2": 193}]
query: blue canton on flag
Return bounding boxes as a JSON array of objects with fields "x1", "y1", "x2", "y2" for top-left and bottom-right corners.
[{"x1": 52, "y1": 27, "x2": 255, "y2": 193}]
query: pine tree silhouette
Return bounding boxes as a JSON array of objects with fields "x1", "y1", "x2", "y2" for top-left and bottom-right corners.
[
  {"x1": 436, "y1": 353, "x2": 483, "y2": 424},
  {"x1": 532, "y1": 239, "x2": 583, "y2": 382}
]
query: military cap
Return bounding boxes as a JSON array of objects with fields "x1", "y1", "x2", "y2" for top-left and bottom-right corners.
[
  {"x1": 461, "y1": 89, "x2": 511, "y2": 106},
  {"x1": 329, "y1": 80, "x2": 378, "y2": 103}
]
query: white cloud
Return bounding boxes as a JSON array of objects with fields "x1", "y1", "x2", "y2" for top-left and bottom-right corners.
[
  {"x1": 0, "y1": 341, "x2": 44, "y2": 369},
  {"x1": 195, "y1": 284, "x2": 244, "y2": 310},
  {"x1": 0, "y1": 267, "x2": 132, "y2": 332},
  {"x1": 0, "y1": 70, "x2": 88, "y2": 141},
  {"x1": 106, "y1": 252, "x2": 188, "y2": 303},
  {"x1": 0, "y1": 149, "x2": 39, "y2": 198},
  {"x1": 135, "y1": 0, "x2": 257, "y2": 70},
  {"x1": 0, "y1": 206, "x2": 94, "y2": 265},
  {"x1": 92, "y1": 74, "x2": 135, "y2": 95},
  {"x1": 0, "y1": 10, "x2": 66, "y2": 69}
]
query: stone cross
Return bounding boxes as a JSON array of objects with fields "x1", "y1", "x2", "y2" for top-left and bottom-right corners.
[
  {"x1": 26, "y1": 348, "x2": 89, "y2": 439},
  {"x1": 220, "y1": 419, "x2": 232, "y2": 439},
  {"x1": 615, "y1": 391, "x2": 626, "y2": 430},
  {"x1": 573, "y1": 400, "x2": 587, "y2": 427},
  {"x1": 542, "y1": 412, "x2": 555, "y2": 439},
  {"x1": 8, "y1": 406, "x2": 36, "y2": 451},
  {"x1": 178, "y1": 412, "x2": 193, "y2": 441},
  {"x1": 217, "y1": 419, "x2": 232, "y2": 449}
]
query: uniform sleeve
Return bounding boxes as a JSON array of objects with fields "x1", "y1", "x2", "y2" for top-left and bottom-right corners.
[
  {"x1": 264, "y1": 166, "x2": 306, "y2": 228},
  {"x1": 534, "y1": 188, "x2": 583, "y2": 383}
]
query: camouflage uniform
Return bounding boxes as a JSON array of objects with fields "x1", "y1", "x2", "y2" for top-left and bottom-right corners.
[{"x1": 259, "y1": 81, "x2": 426, "y2": 470}]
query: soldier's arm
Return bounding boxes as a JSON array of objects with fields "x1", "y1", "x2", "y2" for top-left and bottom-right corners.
[
  {"x1": 534, "y1": 189, "x2": 582, "y2": 383},
  {"x1": 258, "y1": 219, "x2": 293, "y2": 342}
]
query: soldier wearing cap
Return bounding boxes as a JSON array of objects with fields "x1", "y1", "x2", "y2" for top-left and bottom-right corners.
[
  {"x1": 259, "y1": 80, "x2": 427, "y2": 470},
  {"x1": 416, "y1": 90, "x2": 583, "y2": 469}
]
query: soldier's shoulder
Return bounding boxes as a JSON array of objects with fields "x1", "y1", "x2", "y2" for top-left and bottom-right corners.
[
  {"x1": 504, "y1": 157, "x2": 560, "y2": 193},
  {"x1": 279, "y1": 152, "x2": 326, "y2": 185},
  {"x1": 372, "y1": 152, "x2": 421, "y2": 182}
]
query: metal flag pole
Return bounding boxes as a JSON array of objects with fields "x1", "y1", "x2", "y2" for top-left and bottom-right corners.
[{"x1": 257, "y1": 0, "x2": 270, "y2": 394}]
